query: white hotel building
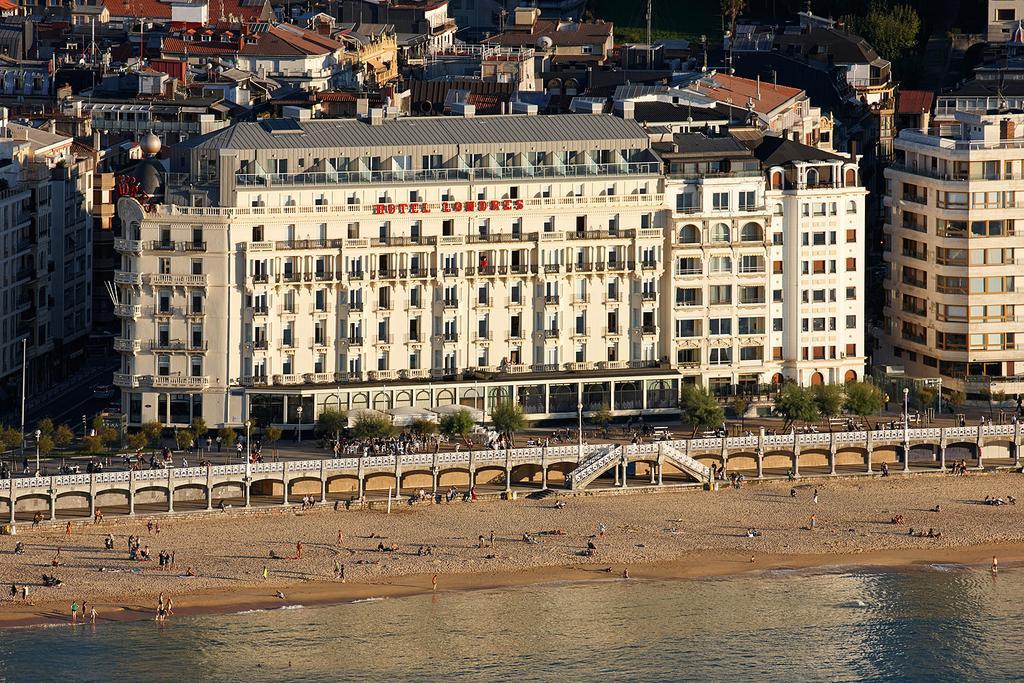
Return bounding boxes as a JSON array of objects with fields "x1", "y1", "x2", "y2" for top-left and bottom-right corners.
[{"x1": 111, "y1": 114, "x2": 865, "y2": 429}]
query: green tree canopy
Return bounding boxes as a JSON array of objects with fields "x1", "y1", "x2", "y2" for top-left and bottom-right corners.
[
  {"x1": 141, "y1": 421, "x2": 164, "y2": 447},
  {"x1": 589, "y1": 404, "x2": 613, "y2": 432},
  {"x1": 439, "y1": 409, "x2": 475, "y2": 442},
  {"x1": 263, "y1": 425, "x2": 283, "y2": 445},
  {"x1": 813, "y1": 384, "x2": 846, "y2": 421},
  {"x1": 53, "y1": 424, "x2": 75, "y2": 449},
  {"x1": 490, "y1": 401, "x2": 526, "y2": 444},
  {"x1": 37, "y1": 417, "x2": 55, "y2": 438},
  {"x1": 410, "y1": 419, "x2": 438, "y2": 438},
  {"x1": 774, "y1": 384, "x2": 820, "y2": 429},
  {"x1": 218, "y1": 426, "x2": 237, "y2": 445},
  {"x1": 351, "y1": 413, "x2": 396, "y2": 441},
  {"x1": 842, "y1": 3, "x2": 920, "y2": 61},
  {"x1": 126, "y1": 432, "x2": 148, "y2": 451},
  {"x1": 679, "y1": 385, "x2": 725, "y2": 436},
  {"x1": 844, "y1": 381, "x2": 886, "y2": 417},
  {"x1": 316, "y1": 409, "x2": 348, "y2": 442},
  {"x1": 0, "y1": 426, "x2": 22, "y2": 452},
  {"x1": 191, "y1": 417, "x2": 209, "y2": 439},
  {"x1": 174, "y1": 429, "x2": 194, "y2": 452}
]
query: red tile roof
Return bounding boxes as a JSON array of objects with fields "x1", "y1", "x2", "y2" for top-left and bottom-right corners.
[
  {"x1": 238, "y1": 23, "x2": 343, "y2": 57},
  {"x1": 897, "y1": 89, "x2": 934, "y2": 115},
  {"x1": 162, "y1": 36, "x2": 238, "y2": 56},
  {"x1": 103, "y1": 0, "x2": 269, "y2": 22},
  {"x1": 697, "y1": 73, "x2": 803, "y2": 115}
]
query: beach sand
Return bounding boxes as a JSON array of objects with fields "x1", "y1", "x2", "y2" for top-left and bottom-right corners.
[{"x1": 1, "y1": 472, "x2": 1022, "y2": 627}]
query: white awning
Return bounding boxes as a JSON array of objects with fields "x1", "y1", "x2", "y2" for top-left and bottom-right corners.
[
  {"x1": 386, "y1": 406, "x2": 437, "y2": 426},
  {"x1": 429, "y1": 404, "x2": 483, "y2": 422}
]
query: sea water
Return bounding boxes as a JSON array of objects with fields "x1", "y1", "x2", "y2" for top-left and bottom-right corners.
[{"x1": 1, "y1": 566, "x2": 1022, "y2": 682}]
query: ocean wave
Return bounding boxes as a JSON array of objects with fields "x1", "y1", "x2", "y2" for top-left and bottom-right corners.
[
  {"x1": 929, "y1": 563, "x2": 968, "y2": 572},
  {"x1": 277, "y1": 604, "x2": 304, "y2": 610},
  {"x1": 350, "y1": 597, "x2": 385, "y2": 604}
]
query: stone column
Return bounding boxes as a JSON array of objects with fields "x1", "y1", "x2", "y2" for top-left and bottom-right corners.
[
  {"x1": 792, "y1": 444, "x2": 800, "y2": 478},
  {"x1": 649, "y1": 461, "x2": 656, "y2": 484},
  {"x1": 166, "y1": 468, "x2": 174, "y2": 513},
  {"x1": 902, "y1": 441, "x2": 911, "y2": 473},
  {"x1": 244, "y1": 476, "x2": 251, "y2": 508},
  {"x1": 128, "y1": 470, "x2": 136, "y2": 516},
  {"x1": 865, "y1": 432, "x2": 873, "y2": 474},
  {"x1": 657, "y1": 455, "x2": 664, "y2": 485},
  {"x1": 48, "y1": 477, "x2": 56, "y2": 521},
  {"x1": 976, "y1": 428, "x2": 985, "y2": 470},
  {"x1": 206, "y1": 465, "x2": 213, "y2": 510},
  {"x1": 281, "y1": 470, "x2": 289, "y2": 506},
  {"x1": 541, "y1": 448, "x2": 549, "y2": 490},
  {"x1": 469, "y1": 467, "x2": 476, "y2": 490},
  {"x1": 89, "y1": 475, "x2": 97, "y2": 518},
  {"x1": 829, "y1": 448, "x2": 837, "y2": 476},
  {"x1": 621, "y1": 452, "x2": 628, "y2": 489},
  {"x1": 431, "y1": 467, "x2": 439, "y2": 495},
  {"x1": 755, "y1": 448, "x2": 763, "y2": 479},
  {"x1": 8, "y1": 476, "x2": 15, "y2": 524},
  {"x1": 319, "y1": 459, "x2": 327, "y2": 504},
  {"x1": 393, "y1": 457, "x2": 402, "y2": 497},
  {"x1": 938, "y1": 445, "x2": 946, "y2": 471}
]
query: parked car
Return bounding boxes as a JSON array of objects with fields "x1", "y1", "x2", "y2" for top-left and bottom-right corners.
[{"x1": 92, "y1": 385, "x2": 115, "y2": 399}]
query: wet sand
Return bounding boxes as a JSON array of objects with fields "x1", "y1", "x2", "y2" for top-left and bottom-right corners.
[{"x1": 1, "y1": 472, "x2": 1022, "y2": 628}]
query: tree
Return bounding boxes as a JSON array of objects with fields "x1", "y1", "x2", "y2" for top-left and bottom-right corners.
[
  {"x1": 37, "y1": 417, "x2": 55, "y2": 438},
  {"x1": 721, "y1": 0, "x2": 747, "y2": 40},
  {"x1": 263, "y1": 425, "x2": 283, "y2": 459},
  {"x1": 352, "y1": 413, "x2": 396, "y2": 441},
  {"x1": 0, "y1": 426, "x2": 22, "y2": 453},
  {"x1": 842, "y1": 3, "x2": 920, "y2": 61},
  {"x1": 439, "y1": 409, "x2": 475, "y2": 443},
  {"x1": 53, "y1": 424, "x2": 75, "y2": 450},
  {"x1": 409, "y1": 419, "x2": 438, "y2": 438},
  {"x1": 946, "y1": 390, "x2": 966, "y2": 414},
  {"x1": 490, "y1": 401, "x2": 526, "y2": 445},
  {"x1": 316, "y1": 409, "x2": 347, "y2": 444},
  {"x1": 679, "y1": 385, "x2": 725, "y2": 437},
  {"x1": 844, "y1": 381, "x2": 885, "y2": 419},
  {"x1": 82, "y1": 435, "x2": 105, "y2": 455},
  {"x1": 813, "y1": 384, "x2": 846, "y2": 427},
  {"x1": 916, "y1": 385, "x2": 937, "y2": 412},
  {"x1": 774, "y1": 384, "x2": 820, "y2": 430},
  {"x1": 98, "y1": 426, "x2": 119, "y2": 448},
  {"x1": 191, "y1": 417, "x2": 208, "y2": 440},
  {"x1": 126, "y1": 432, "x2": 148, "y2": 452},
  {"x1": 589, "y1": 404, "x2": 613, "y2": 436},
  {"x1": 141, "y1": 421, "x2": 163, "y2": 447},
  {"x1": 174, "y1": 429, "x2": 194, "y2": 452},
  {"x1": 37, "y1": 434, "x2": 54, "y2": 458},
  {"x1": 218, "y1": 426, "x2": 237, "y2": 446}
]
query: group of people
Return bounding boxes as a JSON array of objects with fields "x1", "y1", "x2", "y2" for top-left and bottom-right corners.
[
  {"x1": 949, "y1": 460, "x2": 970, "y2": 475},
  {"x1": 984, "y1": 495, "x2": 1017, "y2": 506}
]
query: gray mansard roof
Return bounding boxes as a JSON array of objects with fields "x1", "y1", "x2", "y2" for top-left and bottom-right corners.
[{"x1": 179, "y1": 113, "x2": 651, "y2": 154}]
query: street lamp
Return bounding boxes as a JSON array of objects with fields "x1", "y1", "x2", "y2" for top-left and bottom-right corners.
[
  {"x1": 34, "y1": 428, "x2": 41, "y2": 475},
  {"x1": 296, "y1": 404, "x2": 303, "y2": 444},
  {"x1": 244, "y1": 419, "x2": 252, "y2": 507}
]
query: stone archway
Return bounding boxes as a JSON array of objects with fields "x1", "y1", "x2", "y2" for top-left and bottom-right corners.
[
  {"x1": 844, "y1": 369, "x2": 857, "y2": 383},
  {"x1": 810, "y1": 372, "x2": 824, "y2": 385}
]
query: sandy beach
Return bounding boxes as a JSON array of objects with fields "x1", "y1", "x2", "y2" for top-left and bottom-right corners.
[{"x1": 1, "y1": 471, "x2": 1023, "y2": 628}]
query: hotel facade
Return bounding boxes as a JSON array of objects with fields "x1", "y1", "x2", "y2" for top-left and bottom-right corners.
[{"x1": 111, "y1": 114, "x2": 865, "y2": 429}]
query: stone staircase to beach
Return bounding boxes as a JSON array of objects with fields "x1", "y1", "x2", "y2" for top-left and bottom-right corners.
[
  {"x1": 569, "y1": 445, "x2": 621, "y2": 490},
  {"x1": 659, "y1": 443, "x2": 712, "y2": 484}
]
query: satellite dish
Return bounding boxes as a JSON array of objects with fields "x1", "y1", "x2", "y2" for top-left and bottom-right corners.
[
  {"x1": 536, "y1": 35, "x2": 553, "y2": 50},
  {"x1": 420, "y1": 100, "x2": 433, "y2": 113}
]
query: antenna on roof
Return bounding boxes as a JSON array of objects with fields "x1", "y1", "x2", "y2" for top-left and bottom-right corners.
[
  {"x1": 756, "y1": 74, "x2": 761, "y2": 100},
  {"x1": 645, "y1": 0, "x2": 652, "y2": 66}
]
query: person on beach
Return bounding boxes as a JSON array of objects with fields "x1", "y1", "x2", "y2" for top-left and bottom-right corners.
[
  {"x1": 147, "y1": 521, "x2": 154, "y2": 533},
  {"x1": 295, "y1": 541, "x2": 304, "y2": 559},
  {"x1": 65, "y1": 521, "x2": 72, "y2": 537},
  {"x1": 478, "y1": 535, "x2": 485, "y2": 549},
  {"x1": 70, "y1": 601, "x2": 79, "y2": 623},
  {"x1": 813, "y1": 489, "x2": 819, "y2": 505},
  {"x1": 262, "y1": 565, "x2": 269, "y2": 580},
  {"x1": 338, "y1": 529, "x2": 344, "y2": 545},
  {"x1": 89, "y1": 607, "x2": 97, "y2": 624},
  {"x1": 622, "y1": 567, "x2": 630, "y2": 579},
  {"x1": 810, "y1": 514, "x2": 817, "y2": 530},
  {"x1": 431, "y1": 574, "x2": 438, "y2": 591},
  {"x1": 992, "y1": 556, "x2": 998, "y2": 573},
  {"x1": 489, "y1": 530, "x2": 495, "y2": 548}
]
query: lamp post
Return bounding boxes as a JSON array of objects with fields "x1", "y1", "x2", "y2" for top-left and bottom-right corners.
[
  {"x1": 34, "y1": 428, "x2": 41, "y2": 475},
  {"x1": 244, "y1": 419, "x2": 252, "y2": 507},
  {"x1": 296, "y1": 404, "x2": 303, "y2": 445},
  {"x1": 903, "y1": 387, "x2": 910, "y2": 472}
]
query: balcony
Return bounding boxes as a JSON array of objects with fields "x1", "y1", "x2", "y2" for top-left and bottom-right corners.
[
  {"x1": 312, "y1": 337, "x2": 332, "y2": 348},
  {"x1": 233, "y1": 160, "x2": 661, "y2": 189},
  {"x1": 113, "y1": 337, "x2": 141, "y2": 352},
  {"x1": 152, "y1": 241, "x2": 176, "y2": 252},
  {"x1": 443, "y1": 299, "x2": 459, "y2": 309},
  {"x1": 640, "y1": 260, "x2": 659, "y2": 270},
  {"x1": 901, "y1": 193, "x2": 927, "y2": 205},
  {"x1": 432, "y1": 333, "x2": 460, "y2": 343},
  {"x1": 346, "y1": 335, "x2": 365, "y2": 346},
  {"x1": 251, "y1": 306, "x2": 269, "y2": 317},
  {"x1": 114, "y1": 272, "x2": 143, "y2": 286},
  {"x1": 571, "y1": 327, "x2": 591, "y2": 338},
  {"x1": 368, "y1": 370, "x2": 399, "y2": 381},
  {"x1": 147, "y1": 340, "x2": 209, "y2": 352},
  {"x1": 543, "y1": 264, "x2": 561, "y2": 274},
  {"x1": 346, "y1": 301, "x2": 365, "y2": 312},
  {"x1": 638, "y1": 325, "x2": 658, "y2": 336},
  {"x1": 147, "y1": 274, "x2": 208, "y2": 287},
  {"x1": 901, "y1": 249, "x2": 927, "y2": 261},
  {"x1": 183, "y1": 241, "x2": 207, "y2": 252},
  {"x1": 641, "y1": 291, "x2": 657, "y2": 301},
  {"x1": 375, "y1": 334, "x2": 394, "y2": 345},
  {"x1": 604, "y1": 326, "x2": 620, "y2": 336},
  {"x1": 542, "y1": 329, "x2": 560, "y2": 339},
  {"x1": 113, "y1": 373, "x2": 141, "y2": 388},
  {"x1": 113, "y1": 303, "x2": 142, "y2": 318},
  {"x1": 544, "y1": 295, "x2": 560, "y2": 305},
  {"x1": 114, "y1": 238, "x2": 142, "y2": 254}
]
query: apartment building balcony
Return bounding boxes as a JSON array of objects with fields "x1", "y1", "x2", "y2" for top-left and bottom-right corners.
[
  {"x1": 565, "y1": 361, "x2": 597, "y2": 371},
  {"x1": 542, "y1": 264, "x2": 562, "y2": 274},
  {"x1": 114, "y1": 238, "x2": 142, "y2": 254},
  {"x1": 640, "y1": 291, "x2": 657, "y2": 301},
  {"x1": 901, "y1": 248, "x2": 928, "y2": 262},
  {"x1": 544, "y1": 295, "x2": 560, "y2": 305},
  {"x1": 636, "y1": 325, "x2": 658, "y2": 336},
  {"x1": 571, "y1": 327, "x2": 591, "y2": 338},
  {"x1": 151, "y1": 241, "x2": 176, "y2": 252},
  {"x1": 604, "y1": 326, "x2": 621, "y2": 336},
  {"x1": 147, "y1": 274, "x2": 208, "y2": 287},
  {"x1": 540, "y1": 329, "x2": 560, "y2": 339},
  {"x1": 113, "y1": 303, "x2": 142, "y2": 317},
  {"x1": 311, "y1": 337, "x2": 333, "y2": 348},
  {"x1": 442, "y1": 299, "x2": 459, "y2": 309},
  {"x1": 509, "y1": 264, "x2": 534, "y2": 275},
  {"x1": 607, "y1": 261, "x2": 634, "y2": 272},
  {"x1": 114, "y1": 272, "x2": 144, "y2": 286},
  {"x1": 345, "y1": 301, "x2": 365, "y2": 312},
  {"x1": 400, "y1": 368, "x2": 431, "y2": 379},
  {"x1": 368, "y1": 370, "x2": 399, "y2": 381},
  {"x1": 113, "y1": 372, "x2": 141, "y2": 388},
  {"x1": 441, "y1": 266, "x2": 460, "y2": 277},
  {"x1": 113, "y1": 337, "x2": 141, "y2": 352},
  {"x1": 233, "y1": 160, "x2": 661, "y2": 189},
  {"x1": 375, "y1": 334, "x2": 394, "y2": 345},
  {"x1": 147, "y1": 340, "x2": 209, "y2": 352},
  {"x1": 432, "y1": 333, "x2": 460, "y2": 343},
  {"x1": 345, "y1": 335, "x2": 365, "y2": 346},
  {"x1": 183, "y1": 241, "x2": 207, "y2": 252}
]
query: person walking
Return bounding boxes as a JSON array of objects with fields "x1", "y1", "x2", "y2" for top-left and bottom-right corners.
[
  {"x1": 810, "y1": 514, "x2": 817, "y2": 530},
  {"x1": 70, "y1": 601, "x2": 79, "y2": 623},
  {"x1": 89, "y1": 607, "x2": 98, "y2": 624},
  {"x1": 431, "y1": 574, "x2": 438, "y2": 592},
  {"x1": 813, "y1": 489, "x2": 819, "y2": 505},
  {"x1": 262, "y1": 565, "x2": 269, "y2": 580}
]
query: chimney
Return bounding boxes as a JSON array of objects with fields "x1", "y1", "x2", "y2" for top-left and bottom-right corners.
[
  {"x1": 620, "y1": 100, "x2": 634, "y2": 120},
  {"x1": 93, "y1": 129, "x2": 101, "y2": 151},
  {"x1": 47, "y1": 119, "x2": 56, "y2": 134}
]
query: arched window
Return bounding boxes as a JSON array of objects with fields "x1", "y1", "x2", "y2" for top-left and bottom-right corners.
[
  {"x1": 773, "y1": 203, "x2": 784, "y2": 216},
  {"x1": 844, "y1": 370, "x2": 858, "y2": 383},
  {"x1": 810, "y1": 372, "x2": 824, "y2": 385},
  {"x1": 678, "y1": 224, "x2": 699, "y2": 244},
  {"x1": 845, "y1": 168, "x2": 857, "y2": 186},
  {"x1": 771, "y1": 373, "x2": 784, "y2": 385},
  {"x1": 740, "y1": 222, "x2": 763, "y2": 242},
  {"x1": 846, "y1": 200, "x2": 857, "y2": 214},
  {"x1": 806, "y1": 168, "x2": 819, "y2": 186},
  {"x1": 771, "y1": 171, "x2": 783, "y2": 189},
  {"x1": 711, "y1": 223, "x2": 730, "y2": 242}
]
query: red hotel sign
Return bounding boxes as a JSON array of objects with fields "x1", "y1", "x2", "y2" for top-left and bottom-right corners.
[{"x1": 373, "y1": 199, "x2": 525, "y2": 215}]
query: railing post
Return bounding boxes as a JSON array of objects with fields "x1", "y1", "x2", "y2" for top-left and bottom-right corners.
[
  {"x1": 792, "y1": 439, "x2": 800, "y2": 478},
  {"x1": 281, "y1": 466, "x2": 289, "y2": 506},
  {"x1": 89, "y1": 474, "x2": 97, "y2": 518},
  {"x1": 8, "y1": 476, "x2": 15, "y2": 524},
  {"x1": 48, "y1": 476, "x2": 56, "y2": 521},
  {"x1": 865, "y1": 431, "x2": 873, "y2": 474},
  {"x1": 620, "y1": 447, "x2": 628, "y2": 488},
  {"x1": 167, "y1": 468, "x2": 174, "y2": 513},
  {"x1": 357, "y1": 458, "x2": 365, "y2": 500},
  {"x1": 541, "y1": 448, "x2": 548, "y2": 490},
  {"x1": 755, "y1": 447, "x2": 763, "y2": 479},
  {"x1": 394, "y1": 456, "x2": 402, "y2": 497}
]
